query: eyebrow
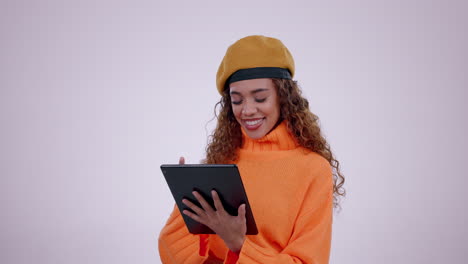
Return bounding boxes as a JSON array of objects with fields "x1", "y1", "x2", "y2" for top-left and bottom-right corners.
[{"x1": 230, "y1": 88, "x2": 269, "y2": 96}]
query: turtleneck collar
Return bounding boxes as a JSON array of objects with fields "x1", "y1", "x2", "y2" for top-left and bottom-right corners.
[{"x1": 241, "y1": 121, "x2": 299, "y2": 151}]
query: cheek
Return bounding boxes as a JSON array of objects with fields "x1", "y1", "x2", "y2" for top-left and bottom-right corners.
[{"x1": 265, "y1": 101, "x2": 280, "y2": 116}]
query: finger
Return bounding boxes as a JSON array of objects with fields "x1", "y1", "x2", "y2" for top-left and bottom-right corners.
[
  {"x1": 193, "y1": 191, "x2": 214, "y2": 213},
  {"x1": 212, "y1": 190, "x2": 225, "y2": 213},
  {"x1": 179, "y1": 156, "x2": 185, "y2": 165},
  {"x1": 182, "y1": 209, "x2": 206, "y2": 225},
  {"x1": 182, "y1": 198, "x2": 205, "y2": 216}
]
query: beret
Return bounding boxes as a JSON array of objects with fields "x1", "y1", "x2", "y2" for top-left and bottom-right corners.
[{"x1": 216, "y1": 35, "x2": 295, "y2": 95}]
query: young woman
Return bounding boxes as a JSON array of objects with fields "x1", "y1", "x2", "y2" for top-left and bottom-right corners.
[{"x1": 158, "y1": 35, "x2": 345, "y2": 264}]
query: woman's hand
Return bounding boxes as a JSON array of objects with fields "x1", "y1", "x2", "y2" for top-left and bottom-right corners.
[{"x1": 182, "y1": 190, "x2": 247, "y2": 253}]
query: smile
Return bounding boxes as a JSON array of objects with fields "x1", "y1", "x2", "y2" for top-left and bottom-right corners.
[
  {"x1": 245, "y1": 119, "x2": 262, "y2": 126},
  {"x1": 243, "y1": 118, "x2": 264, "y2": 130}
]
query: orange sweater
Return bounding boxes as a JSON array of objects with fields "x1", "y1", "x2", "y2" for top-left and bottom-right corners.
[{"x1": 158, "y1": 122, "x2": 333, "y2": 263}]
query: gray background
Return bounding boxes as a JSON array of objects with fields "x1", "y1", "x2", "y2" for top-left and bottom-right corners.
[{"x1": 1, "y1": 0, "x2": 467, "y2": 263}]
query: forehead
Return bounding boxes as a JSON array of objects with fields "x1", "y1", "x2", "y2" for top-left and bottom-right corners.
[{"x1": 229, "y1": 78, "x2": 276, "y2": 94}]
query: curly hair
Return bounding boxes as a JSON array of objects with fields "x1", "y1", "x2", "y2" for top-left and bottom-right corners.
[{"x1": 203, "y1": 79, "x2": 346, "y2": 209}]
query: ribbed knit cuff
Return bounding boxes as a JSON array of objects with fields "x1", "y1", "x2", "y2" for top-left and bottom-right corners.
[
  {"x1": 198, "y1": 234, "x2": 209, "y2": 256},
  {"x1": 224, "y1": 250, "x2": 239, "y2": 264}
]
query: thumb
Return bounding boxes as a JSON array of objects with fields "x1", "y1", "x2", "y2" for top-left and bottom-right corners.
[
  {"x1": 238, "y1": 204, "x2": 246, "y2": 220},
  {"x1": 179, "y1": 156, "x2": 185, "y2": 165}
]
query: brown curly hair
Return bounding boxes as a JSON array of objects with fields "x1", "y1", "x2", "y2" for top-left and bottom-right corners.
[{"x1": 203, "y1": 78, "x2": 346, "y2": 209}]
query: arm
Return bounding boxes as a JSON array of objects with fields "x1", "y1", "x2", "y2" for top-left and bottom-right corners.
[
  {"x1": 158, "y1": 205, "x2": 211, "y2": 264},
  {"x1": 159, "y1": 156, "x2": 210, "y2": 263}
]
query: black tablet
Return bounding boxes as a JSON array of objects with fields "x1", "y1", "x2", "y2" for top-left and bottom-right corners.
[{"x1": 160, "y1": 164, "x2": 258, "y2": 235}]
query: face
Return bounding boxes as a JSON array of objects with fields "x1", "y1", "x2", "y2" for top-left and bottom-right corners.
[{"x1": 229, "y1": 78, "x2": 280, "y2": 139}]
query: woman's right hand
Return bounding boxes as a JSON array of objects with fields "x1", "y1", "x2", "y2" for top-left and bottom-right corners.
[{"x1": 179, "y1": 156, "x2": 185, "y2": 165}]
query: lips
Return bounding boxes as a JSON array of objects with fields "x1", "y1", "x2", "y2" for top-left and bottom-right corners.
[{"x1": 243, "y1": 118, "x2": 264, "y2": 130}]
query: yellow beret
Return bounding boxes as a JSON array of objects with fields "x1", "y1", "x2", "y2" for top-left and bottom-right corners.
[{"x1": 216, "y1": 35, "x2": 295, "y2": 95}]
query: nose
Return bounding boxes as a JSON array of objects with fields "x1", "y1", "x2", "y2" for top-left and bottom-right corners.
[{"x1": 242, "y1": 100, "x2": 257, "y2": 116}]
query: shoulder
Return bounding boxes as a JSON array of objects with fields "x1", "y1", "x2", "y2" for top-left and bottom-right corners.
[
  {"x1": 295, "y1": 147, "x2": 331, "y2": 169},
  {"x1": 293, "y1": 148, "x2": 333, "y2": 182}
]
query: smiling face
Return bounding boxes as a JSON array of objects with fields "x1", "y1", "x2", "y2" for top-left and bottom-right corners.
[{"x1": 229, "y1": 78, "x2": 281, "y2": 139}]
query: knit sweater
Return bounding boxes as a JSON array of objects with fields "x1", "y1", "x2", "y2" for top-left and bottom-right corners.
[{"x1": 158, "y1": 122, "x2": 334, "y2": 263}]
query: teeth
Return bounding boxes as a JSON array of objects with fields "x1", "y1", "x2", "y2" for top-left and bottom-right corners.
[{"x1": 245, "y1": 119, "x2": 262, "y2": 126}]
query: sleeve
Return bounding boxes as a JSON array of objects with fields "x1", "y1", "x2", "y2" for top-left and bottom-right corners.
[
  {"x1": 225, "y1": 161, "x2": 334, "y2": 264},
  {"x1": 158, "y1": 204, "x2": 211, "y2": 264}
]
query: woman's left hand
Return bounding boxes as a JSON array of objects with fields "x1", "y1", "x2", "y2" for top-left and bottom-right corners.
[{"x1": 182, "y1": 190, "x2": 247, "y2": 253}]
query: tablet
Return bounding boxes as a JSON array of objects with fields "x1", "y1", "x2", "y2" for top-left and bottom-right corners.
[{"x1": 160, "y1": 164, "x2": 258, "y2": 235}]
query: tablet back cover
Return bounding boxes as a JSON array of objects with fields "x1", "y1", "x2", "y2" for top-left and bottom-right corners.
[{"x1": 161, "y1": 164, "x2": 258, "y2": 235}]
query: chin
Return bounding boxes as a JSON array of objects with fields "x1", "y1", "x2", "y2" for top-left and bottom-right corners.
[{"x1": 244, "y1": 128, "x2": 268, "y2": 139}]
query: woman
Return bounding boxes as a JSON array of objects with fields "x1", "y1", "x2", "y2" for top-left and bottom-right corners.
[{"x1": 158, "y1": 35, "x2": 345, "y2": 264}]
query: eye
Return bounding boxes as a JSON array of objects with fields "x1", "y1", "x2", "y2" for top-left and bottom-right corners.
[
  {"x1": 255, "y1": 98, "x2": 266, "y2": 103},
  {"x1": 232, "y1": 100, "x2": 242, "y2": 105}
]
